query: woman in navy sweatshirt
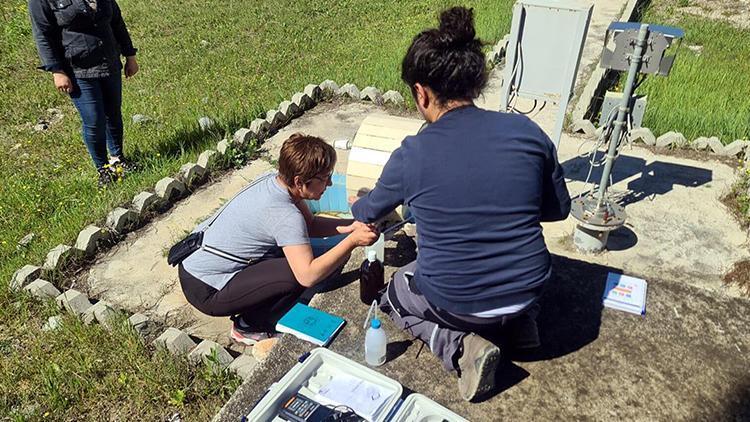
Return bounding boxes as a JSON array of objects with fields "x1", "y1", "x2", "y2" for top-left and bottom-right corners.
[{"x1": 351, "y1": 6, "x2": 571, "y2": 401}]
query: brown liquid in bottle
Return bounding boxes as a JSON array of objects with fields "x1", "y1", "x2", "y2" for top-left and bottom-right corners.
[{"x1": 360, "y1": 250, "x2": 384, "y2": 304}]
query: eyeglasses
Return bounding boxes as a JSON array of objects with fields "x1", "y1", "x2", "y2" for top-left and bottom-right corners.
[{"x1": 309, "y1": 173, "x2": 333, "y2": 184}]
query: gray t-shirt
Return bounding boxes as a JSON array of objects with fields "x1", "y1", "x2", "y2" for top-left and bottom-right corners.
[{"x1": 181, "y1": 172, "x2": 309, "y2": 290}]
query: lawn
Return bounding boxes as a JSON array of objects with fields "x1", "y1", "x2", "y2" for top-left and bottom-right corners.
[
  {"x1": 0, "y1": 0, "x2": 512, "y2": 418},
  {"x1": 634, "y1": 1, "x2": 750, "y2": 142}
]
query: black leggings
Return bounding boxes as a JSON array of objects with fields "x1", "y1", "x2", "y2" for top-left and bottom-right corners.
[{"x1": 179, "y1": 258, "x2": 305, "y2": 332}]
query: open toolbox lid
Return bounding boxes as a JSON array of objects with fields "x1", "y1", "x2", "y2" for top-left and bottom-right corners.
[
  {"x1": 388, "y1": 393, "x2": 469, "y2": 422},
  {"x1": 246, "y1": 348, "x2": 403, "y2": 422}
]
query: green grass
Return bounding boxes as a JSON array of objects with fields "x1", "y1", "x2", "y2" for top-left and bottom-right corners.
[
  {"x1": 633, "y1": 7, "x2": 750, "y2": 142},
  {"x1": 0, "y1": 0, "x2": 513, "y2": 417}
]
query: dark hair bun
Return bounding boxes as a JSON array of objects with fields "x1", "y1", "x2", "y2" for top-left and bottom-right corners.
[{"x1": 437, "y1": 7, "x2": 476, "y2": 48}]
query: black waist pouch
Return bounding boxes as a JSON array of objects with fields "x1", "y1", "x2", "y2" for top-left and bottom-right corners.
[{"x1": 167, "y1": 231, "x2": 203, "y2": 266}]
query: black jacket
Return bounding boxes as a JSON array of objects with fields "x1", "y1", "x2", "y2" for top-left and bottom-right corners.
[{"x1": 29, "y1": 0, "x2": 137, "y2": 78}]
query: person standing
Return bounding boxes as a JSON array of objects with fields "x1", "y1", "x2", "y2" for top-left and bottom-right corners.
[
  {"x1": 29, "y1": 0, "x2": 139, "y2": 187},
  {"x1": 351, "y1": 7, "x2": 571, "y2": 401}
]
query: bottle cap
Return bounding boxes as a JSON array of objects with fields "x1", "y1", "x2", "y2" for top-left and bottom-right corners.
[
  {"x1": 367, "y1": 250, "x2": 377, "y2": 262},
  {"x1": 371, "y1": 318, "x2": 381, "y2": 329}
]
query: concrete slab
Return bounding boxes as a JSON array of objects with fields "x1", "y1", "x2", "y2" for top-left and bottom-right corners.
[{"x1": 214, "y1": 247, "x2": 750, "y2": 421}]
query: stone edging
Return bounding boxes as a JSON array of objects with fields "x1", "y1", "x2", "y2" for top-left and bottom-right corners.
[
  {"x1": 9, "y1": 80, "x2": 407, "y2": 380},
  {"x1": 569, "y1": 121, "x2": 750, "y2": 164}
]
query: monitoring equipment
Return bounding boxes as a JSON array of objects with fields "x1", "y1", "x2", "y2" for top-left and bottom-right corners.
[{"x1": 570, "y1": 22, "x2": 684, "y2": 253}]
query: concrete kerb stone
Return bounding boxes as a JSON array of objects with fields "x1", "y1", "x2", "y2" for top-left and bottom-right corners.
[
  {"x1": 656, "y1": 131, "x2": 687, "y2": 149},
  {"x1": 188, "y1": 340, "x2": 235, "y2": 368},
  {"x1": 336, "y1": 83, "x2": 360, "y2": 100},
  {"x1": 23, "y1": 278, "x2": 61, "y2": 300},
  {"x1": 198, "y1": 116, "x2": 215, "y2": 131},
  {"x1": 228, "y1": 354, "x2": 258, "y2": 380},
  {"x1": 106, "y1": 207, "x2": 139, "y2": 234},
  {"x1": 198, "y1": 150, "x2": 218, "y2": 169},
  {"x1": 55, "y1": 289, "x2": 93, "y2": 317},
  {"x1": 265, "y1": 109, "x2": 287, "y2": 130},
  {"x1": 10, "y1": 265, "x2": 41, "y2": 291},
  {"x1": 128, "y1": 313, "x2": 151, "y2": 337},
  {"x1": 629, "y1": 127, "x2": 656, "y2": 146},
  {"x1": 43, "y1": 315, "x2": 63, "y2": 332},
  {"x1": 691, "y1": 136, "x2": 710, "y2": 151},
  {"x1": 75, "y1": 225, "x2": 107, "y2": 255},
  {"x1": 722, "y1": 140, "x2": 749, "y2": 157},
  {"x1": 360, "y1": 86, "x2": 384, "y2": 105},
  {"x1": 155, "y1": 177, "x2": 187, "y2": 202},
  {"x1": 318, "y1": 80, "x2": 339, "y2": 99},
  {"x1": 570, "y1": 119, "x2": 597, "y2": 138},
  {"x1": 279, "y1": 100, "x2": 302, "y2": 119},
  {"x1": 82, "y1": 300, "x2": 117, "y2": 326},
  {"x1": 304, "y1": 84, "x2": 323, "y2": 102},
  {"x1": 154, "y1": 327, "x2": 197, "y2": 356},
  {"x1": 179, "y1": 163, "x2": 207, "y2": 187},
  {"x1": 291, "y1": 92, "x2": 315, "y2": 110},
  {"x1": 132, "y1": 191, "x2": 159, "y2": 215},
  {"x1": 217, "y1": 139, "x2": 231, "y2": 155},
  {"x1": 42, "y1": 244, "x2": 75, "y2": 271},
  {"x1": 705, "y1": 137, "x2": 724, "y2": 154},
  {"x1": 249, "y1": 118, "x2": 271, "y2": 140},
  {"x1": 233, "y1": 128, "x2": 254, "y2": 146},
  {"x1": 383, "y1": 90, "x2": 405, "y2": 106}
]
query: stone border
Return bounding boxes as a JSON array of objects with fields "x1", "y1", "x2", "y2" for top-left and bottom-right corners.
[
  {"x1": 8, "y1": 80, "x2": 408, "y2": 381},
  {"x1": 568, "y1": 122, "x2": 750, "y2": 164}
]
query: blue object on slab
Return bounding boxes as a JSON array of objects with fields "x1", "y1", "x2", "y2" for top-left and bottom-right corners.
[
  {"x1": 305, "y1": 173, "x2": 349, "y2": 213},
  {"x1": 306, "y1": 173, "x2": 350, "y2": 256}
]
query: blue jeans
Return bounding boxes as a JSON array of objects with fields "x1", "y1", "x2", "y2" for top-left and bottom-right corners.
[{"x1": 69, "y1": 73, "x2": 124, "y2": 169}]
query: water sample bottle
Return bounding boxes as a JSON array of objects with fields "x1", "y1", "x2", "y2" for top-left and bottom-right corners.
[
  {"x1": 360, "y1": 250, "x2": 384, "y2": 305},
  {"x1": 364, "y1": 232, "x2": 385, "y2": 263},
  {"x1": 365, "y1": 318, "x2": 387, "y2": 366}
]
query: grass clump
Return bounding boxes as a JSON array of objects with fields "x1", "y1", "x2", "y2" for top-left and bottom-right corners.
[
  {"x1": 1, "y1": 0, "x2": 513, "y2": 416},
  {"x1": 632, "y1": 8, "x2": 750, "y2": 142},
  {"x1": 0, "y1": 293, "x2": 240, "y2": 420}
]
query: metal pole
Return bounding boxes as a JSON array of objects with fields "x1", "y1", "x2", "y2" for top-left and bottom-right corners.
[{"x1": 596, "y1": 23, "x2": 649, "y2": 207}]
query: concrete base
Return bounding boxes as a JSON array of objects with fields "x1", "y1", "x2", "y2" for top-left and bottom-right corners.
[{"x1": 573, "y1": 225, "x2": 610, "y2": 253}]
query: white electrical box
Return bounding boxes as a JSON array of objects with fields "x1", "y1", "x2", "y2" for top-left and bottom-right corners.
[{"x1": 500, "y1": 0, "x2": 593, "y2": 146}]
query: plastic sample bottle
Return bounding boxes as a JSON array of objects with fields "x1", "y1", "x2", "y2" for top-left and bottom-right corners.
[
  {"x1": 365, "y1": 318, "x2": 387, "y2": 367},
  {"x1": 359, "y1": 250, "x2": 384, "y2": 304}
]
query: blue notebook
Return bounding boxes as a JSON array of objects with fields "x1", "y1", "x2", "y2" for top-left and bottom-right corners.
[{"x1": 275, "y1": 303, "x2": 346, "y2": 346}]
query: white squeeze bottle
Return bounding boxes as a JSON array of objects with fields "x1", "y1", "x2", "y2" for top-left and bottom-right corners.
[{"x1": 365, "y1": 318, "x2": 387, "y2": 366}]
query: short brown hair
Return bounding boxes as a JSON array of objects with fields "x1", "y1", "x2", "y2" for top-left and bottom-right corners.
[{"x1": 278, "y1": 133, "x2": 336, "y2": 186}]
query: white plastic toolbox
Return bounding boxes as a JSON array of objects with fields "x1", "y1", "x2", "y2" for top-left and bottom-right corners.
[
  {"x1": 388, "y1": 393, "x2": 469, "y2": 422},
  {"x1": 246, "y1": 347, "x2": 403, "y2": 422}
]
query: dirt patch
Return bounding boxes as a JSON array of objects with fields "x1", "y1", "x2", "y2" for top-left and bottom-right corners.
[
  {"x1": 720, "y1": 168, "x2": 750, "y2": 229},
  {"x1": 723, "y1": 259, "x2": 750, "y2": 296},
  {"x1": 651, "y1": 0, "x2": 750, "y2": 30}
]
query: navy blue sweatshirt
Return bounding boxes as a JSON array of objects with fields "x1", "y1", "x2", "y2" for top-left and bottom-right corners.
[{"x1": 351, "y1": 106, "x2": 571, "y2": 314}]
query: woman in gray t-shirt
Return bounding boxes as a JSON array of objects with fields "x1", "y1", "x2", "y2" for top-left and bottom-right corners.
[{"x1": 178, "y1": 134, "x2": 378, "y2": 345}]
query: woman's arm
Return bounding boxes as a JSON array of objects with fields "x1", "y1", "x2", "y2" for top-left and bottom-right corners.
[
  {"x1": 283, "y1": 222, "x2": 377, "y2": 287},
  {"x1": 110, "y1": 0, "x2": 138, "y2": 57},
  {"x1": 28, "y1": 0, "x2": 65, "y2": 73}
]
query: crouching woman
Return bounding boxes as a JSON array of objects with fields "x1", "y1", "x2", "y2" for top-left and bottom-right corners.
[{"x1": 178, "y1": 134, "x2": 378, "y2": 344}]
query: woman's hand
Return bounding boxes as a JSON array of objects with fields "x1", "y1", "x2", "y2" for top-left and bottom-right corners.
[
  {"x1": 53, "y1": 72, "x2": 73, "y2": 94},
  {"x1": 338, "y1": 221, "x2": 379, "y2": 247},
  {"x1": 124, "y1": 56, "x2": 139, "y2": 78}
]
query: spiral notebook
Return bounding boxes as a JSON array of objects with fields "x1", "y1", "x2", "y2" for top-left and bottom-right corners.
[{"x1": 275, "y1": 303, "x2": 346, "y2": 346}]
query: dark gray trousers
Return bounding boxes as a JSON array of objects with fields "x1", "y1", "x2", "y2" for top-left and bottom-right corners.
[{"x1": 381, "y1": 261, "x2": 539, "y2": 372}]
